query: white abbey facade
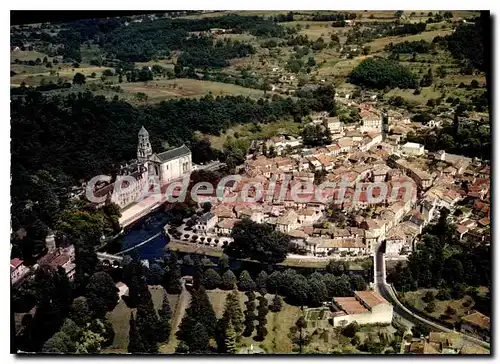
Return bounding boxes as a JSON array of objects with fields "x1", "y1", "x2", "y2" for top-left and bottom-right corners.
[
  {"x1": 94, "y1": 126, "x2": 192, "y2": 209},
  {"x1": 137, "y1": 126, "x2": 192, "y2": 185}
]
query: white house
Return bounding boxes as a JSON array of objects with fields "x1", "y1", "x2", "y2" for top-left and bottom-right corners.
[
  {"x1": 195, "y1": 212, "x2": 219, "y2": 233},
  {"x1": 402, "y1": 142, "x2": 425, "y2": 156},
  {"x1": 360, "y1": 110, "x2": 382, "y2": 133},
  {"x1": 215, "y1": 218, "x2": 239, "y2": 236},
  {"x1": 11, "y1": 258, "x2": 29, "y2": 284},
  {"x1": 331, "y1": 290, "x2": 394, "y2": 327},
  {"x1": 276, "y1": 210, "x2": 299, "y2": 233},
  {"x1": 323, "y1": 117, "x2": 344, "y2": 134}
]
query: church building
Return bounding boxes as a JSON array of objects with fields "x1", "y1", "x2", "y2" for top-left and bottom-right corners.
[
  {"x1": 137, "y1": 126, "x2": 192, "y2": 185},
  {"x1": 92, "y1": 126, "x2": 192, "y2": 209}
]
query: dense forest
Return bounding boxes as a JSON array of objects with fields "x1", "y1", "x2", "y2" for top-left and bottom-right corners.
[
  {"x1": 348, "y1": 57, "x2": 418, "y2": 89},
  {"x1": 11, "y1": 14, "x2": 283, "y2": 66},
  {"x1": 102, "y1": 16, "x2": 274, "y2": 64},
  {"x1": 433, "y1": 15, "x2": 486, "y2": 73}
]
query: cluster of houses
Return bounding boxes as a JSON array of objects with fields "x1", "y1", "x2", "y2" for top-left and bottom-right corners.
[
  {"x1": 407, "y1": 325, "x2": 490, "y2": 354},
  {"x1": 10, "y1": 232, "x2": 76, "y2": 286},
  {"x1": 185, "y1": 101, "x2": 490, "y2": 262}
]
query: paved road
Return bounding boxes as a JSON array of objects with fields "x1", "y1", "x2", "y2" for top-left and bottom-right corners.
[{"x1": 374, "y1": 248, "x2": 490, "y2": 350}]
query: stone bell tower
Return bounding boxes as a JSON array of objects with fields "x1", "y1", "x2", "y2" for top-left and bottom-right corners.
[{"x1": 137, "y1": 126, "x2": 153, "y2": 162}]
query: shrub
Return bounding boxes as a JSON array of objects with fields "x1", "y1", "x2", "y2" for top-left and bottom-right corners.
[{"x1": 425, "y1": 301, "x2": 436, "y2": 313}]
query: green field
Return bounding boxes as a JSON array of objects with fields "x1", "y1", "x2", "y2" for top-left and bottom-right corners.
[
  {"x1": 118, "y1": 78, "x2": 268, "y2": 103},
  {"x1": 403, "y1": 288, "x2": 487, "y2": 326},
  {"x1": 207, "y1": 119, "x2": 303, "y2": 150}
]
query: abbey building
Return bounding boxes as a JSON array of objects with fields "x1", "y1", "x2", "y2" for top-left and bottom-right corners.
[
  {"x1": 137, "y1": 126, "x2": 192, "y2": 185},
  {"x1": 93, "y1": 126, "x2": 192, "y2": 209}
]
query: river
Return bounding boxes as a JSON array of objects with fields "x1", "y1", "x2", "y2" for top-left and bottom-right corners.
[
  {"x1": 103, "y1": 210, "x2": 170, "y2": 260},
  {"x1": 101, "y1": 209, "x2": 371, "y2": 279}
]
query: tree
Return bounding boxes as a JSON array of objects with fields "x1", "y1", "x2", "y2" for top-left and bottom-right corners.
[
  {"x1": 394, "y1": 10, "x2": 404, "y2": 18},
  {"x1": 228, "y1": 219, "x2": 291, "y2": 264},
  {"x1": 423, "y1": 290, "x2": 436, "y2": 303},
  {"x1": 436, "y1": 288, "x2": 452, "y2": 300},
  {"x1": 307, "y1": 273, "x2": 328, "y2": 307},
  {"x1": 425, "y1": 301, "x2": 436, "y2": 313},
  {"x1": 326, "y1": 260, "x2": 348, "y2": 276},
  {"x1": 349, "y1": 275, "x2": 367, "y2": 291},
  {"x1": 177, "y1": 287, "x2": 217, "y2": 346},
  {"x1": 412, "y1": 324, "x2": 429, "y2": 338},
  {"x1": 135, "y1": 284, "x2": 160, "y2": 353},
  {"x1": 420, "y1": 73, "x2": 433, "y2": 87},
  {"x1": 42, "y1": 332, "x2": 73, "y2": 353},
  {"x1": 128, "y1": 312, "x2": 145, "y2": 353},
  {"x1": 75, "y1": 329, "x2": 106, "y2": 354},
  {"x1": 443, "y1": 258, "x2": 464, "y2": 284},
  {"x1": 54, "y1": 267, "x2": 73, "y2": 317},
  {"x1": 451, "y1": 283, "x2": 467, "y2": 299},
  {"x1": 270, "y1": 294, "x2": 282, "y2": 312},
  {"x1": 86, "y1": 272, "x2": 119, "y2": 318},
  {"x1": 203, "y1": 268, "x2": 223, "y2": 290},
  {"x1": 307, "y1": 56, "x2": 316, "y2": 67},
  {"x1": 287, "y1": 274, "x2": 309, "y2": 307},
  {"x1": 148, "y1": 263, "x2": 164, "y2": 285},
  {"x1": 157, "y1": 291, "x2": 172, "y2": 343},
  {"x1": 221, "y1": 269, "x2": 237, "y2": 290},
  {"x1": 294, "y1": 316, "x2": 308, "y2": 354},
  {"x1": 445, "y1": 305, "x2": 457, "y2": 317},
  {"x1": 324, "y1": 274, "x2": 352, "y2": 298},
  {"x1": 256, "y1": 270, "x2": 268, "y2": 293},
  {"x1": 126, "y1": 274, "x2": 142, "y2": 308},
  {"x1": 243, "y1": 293, "x2": 256, "y2": 337},
  {"x1": 218, "y1": 253, "x2": 230, "y2": 274},
  {"x1": 135, "y1": 92, "x2": 148, "y2": 102},
  {"x1": 73, "y1": 72, "x2": 86, "y2": 85},
  {"x1": 60, "y1": 318, "x2": 81, "y2": 343},
  {"x1": 222, "y1": 288, "x2": 244, "y2": 335},
  {"x1": 70, "y1": 297, "x2": 91, "y2": 327},
  {"x1": 266, "y1": 271, "x2": 283, "y2": 294},
  {"x1": 341, "y1": 322, "x2": 359, "y2": 338},
  {"x1": 301, "y1": 124, "x2": 331, "y2": 147},
  {"x1": 224, "y1": 321, "x2": 237, "y2": 353},
  {"x1": 349, "y1": 58, "x2": 417, "y2": 89},
  {"x1": 103, "y1": 69, "x2": 114, "y2": 76},
  {"x1": 238, "y1": 270, "x2": 256, "y2": 292},
  {"x1": 163, "y1": 253, "x2": 182, "y2": 294},
  {"x1": 189, "y1": 322, "x2": 210, "y2": 353}
]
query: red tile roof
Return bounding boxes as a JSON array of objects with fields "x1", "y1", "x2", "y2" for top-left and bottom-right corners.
[
  {"x1": 354, "y1": 290, "x2": 389, "y2": 308},
  {"x1": 10, "y1": 258, "x2": 24, "y2": 272}
]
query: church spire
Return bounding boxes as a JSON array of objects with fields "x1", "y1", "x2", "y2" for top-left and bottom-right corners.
[
  {"x1": 137, "y1": 126, "x2": 153, "y2": 162},
  {"x1": 139, "y1": 125, "x2": 149, "y2": 136}
]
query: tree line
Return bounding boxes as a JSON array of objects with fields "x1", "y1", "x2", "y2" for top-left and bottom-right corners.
[{"x1": 384, "y1": 40, "x2": 433, "y2": 54}]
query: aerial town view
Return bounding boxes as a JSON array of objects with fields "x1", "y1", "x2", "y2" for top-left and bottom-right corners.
[{"x1": 10, "y1": 10, "x2": 491, "y2": 355}]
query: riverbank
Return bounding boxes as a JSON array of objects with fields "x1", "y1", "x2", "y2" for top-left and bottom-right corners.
[{"x1": 167, "y1": 240, "x2": 372, "y2": 271}]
